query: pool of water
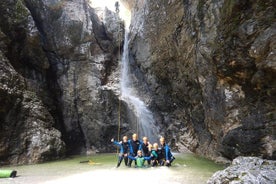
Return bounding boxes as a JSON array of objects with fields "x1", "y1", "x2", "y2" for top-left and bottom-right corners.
[{"x1": 0, "y1": 153, "x2": 224, "y2": 184}]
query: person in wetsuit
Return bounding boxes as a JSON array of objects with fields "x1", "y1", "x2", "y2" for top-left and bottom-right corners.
[
  {"x1": 111, "y1": 136, "x2": 129, "y2": 168},
  {"x1": 141, "y1": 137, "x2": 151, "y2": 165},
  {"x1": 159, "y1": 137, "x2": 175, "y2": 166},
  {"x1": 150, "y1": 143, "x2": 159, "y2": 166},
  {"x1": 128, "y1": 150, "x2": 151, "y2": 168},
  {"x1": 127, "y1": 133, "x2": 142, "y2": 167}
]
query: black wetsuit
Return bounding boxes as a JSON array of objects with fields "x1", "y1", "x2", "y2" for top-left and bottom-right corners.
[
  {"x1": 151, "y1": 150, "x2": 158, "y2": 166},
  {"x1": 113, "y1": 141, "x2": 129, "y2": 167},
  {"x1": 141, "y1": 143, "x2": 151, "y2": 165},
  {"x1": 157, "y1": 148, "x2": 164, "y2": 165},
  {"x1": 127, "y1": 139, "x2": 141, "y2": 166},
  {"x1": 122, "y1": 142, "x2": 129, "y2": 153},
  {"x1": 159, "y1": 143, "x2": 175, "y2": 166}
]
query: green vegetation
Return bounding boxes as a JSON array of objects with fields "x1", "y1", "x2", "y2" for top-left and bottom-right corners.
[{"x1": 15, "y1": 0, "x2": 29, "y2": 24}]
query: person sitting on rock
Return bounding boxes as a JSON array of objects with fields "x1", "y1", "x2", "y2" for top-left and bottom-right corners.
[
  {"x1": 159, "y1": 137, "x2": 175, "y2": 166},
  {"x1": 111, "y1": 136, "x2": 129, "y2": 168},
  {"x1": 127, "y1": 133, "x2": 142, "y2": 167},
  {"x1": 128, "y1": 150, "x2": 152, "y2": 168}
]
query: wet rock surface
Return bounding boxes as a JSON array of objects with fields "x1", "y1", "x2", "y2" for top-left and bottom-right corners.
[
  {"x1": 0, "y1": 0, "x2": 275, "y2": 165},
  {"x1": 0, "y1": 0, "x2": 124, "y2": 164},
  {"x1": 0, "y1": 46, "x2": 65, "y2": 164},
  {"x1": 124, "y1": 0, "x2": 275, "y2": 161},
  {"x1": 207, "y1": 157, "x2": 276, "y2": 184}
]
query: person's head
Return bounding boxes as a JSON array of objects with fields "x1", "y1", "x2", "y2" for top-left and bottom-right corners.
[
  {"x1": 122, "y1": 136, "x2": 128, "y2": 142},
  {"x1": 132, "y1": 133, "x2": 138, "y2": 141},
  {"x1": 153, "y1": 143, "x2": 158, "y2": 150},
  {"x1": 142, "y1": 137, "x2": 148, "y2": 144},
  {"x1": 137, "y1": 150, "x2": 142, "y2": 157},
  {"x1": 148, "y1": 144, "x2": 153, "y2": 151},
  {"x1": 160, "y1": 137, "x2": 165, "y2": 145}
]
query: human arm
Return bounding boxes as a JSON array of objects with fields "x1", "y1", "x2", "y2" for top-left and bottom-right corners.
[
  {"x1": 128, "y1": 155, "x2": 137, "y2": 160},
  {"x1": 112, "y1": 139, "x2": 121, "y2": 146},
  {"x1": 165, "y1": 145, "x2": 170, "y2": 161},
  {"x1": 138, "y1": 140, "x2": 143, "y2": 150},
  {"x1": 151, "y1": 151, "x2": 158, "y2": 159},
  {"x1": 128, "y1": 140, "x2": 134, "y2": 154},
  {"x1": 144, "y1": 156, "x2": 152, "y2": 161}
]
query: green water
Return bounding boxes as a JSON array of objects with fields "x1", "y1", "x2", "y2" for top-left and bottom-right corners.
[{"x1": 0, "y1": 153, "x2": 224, "y2": 184}]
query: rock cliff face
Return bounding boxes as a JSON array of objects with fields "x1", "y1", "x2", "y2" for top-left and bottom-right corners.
[
  {"x1": 0, "y1": 36, "x2": 65, "y2": 164},
  {"x1": 122, "y1": 0, "x2": 275, "y2": 161},
  {"x1": 0, "y1": 0, "x2": 275, "y2": 165},
  {"x1": 0, "y1": 0, "x2": 125, "y2": 164}
]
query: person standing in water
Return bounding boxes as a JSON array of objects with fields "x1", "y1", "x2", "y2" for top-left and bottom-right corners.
[
  {"x1": 159, "y1": 137, "x2": 175, "y2": 166},
  {"x1": 141, "y1": 137, "x2": 151, "y2": 165},
  {"x1": 111, "y1": 136, "x2": 129, "y2": 168},
  {"x1": 128, "y1": 133, "x2": 142, "y2": 167}
]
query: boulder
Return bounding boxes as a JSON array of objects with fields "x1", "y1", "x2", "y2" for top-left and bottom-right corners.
[{"x1": 207, "y1": 157, "x2": 276, "y2": 184}]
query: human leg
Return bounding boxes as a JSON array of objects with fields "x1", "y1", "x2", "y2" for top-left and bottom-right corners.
[
  {"x1": 165, "y1": 156, "x2": 175, "y2": 167},
  {"x1": 117, "y1": 154, "x2": 124, "y2": 168},
  {"x1": 123, "y1": 155, "x2": 128, "y2": 166},
  {"x1": 127, "y1": 153, "x2": 136, "y2": 167},
  {"x1": 158, "y1": 159, "x2": 165, "y2": 166},
  {"x1": 151, "y1": 159, "x2": 158, "y2": 167}
]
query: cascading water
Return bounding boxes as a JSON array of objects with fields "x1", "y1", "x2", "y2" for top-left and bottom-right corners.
[{"x1": 120, "y1": 30, "x2": 160, "y2": 143}]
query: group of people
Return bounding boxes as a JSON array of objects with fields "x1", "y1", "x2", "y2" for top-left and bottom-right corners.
[{"x1": 111, "y1": 134, "x2": 175, "y2": 168}]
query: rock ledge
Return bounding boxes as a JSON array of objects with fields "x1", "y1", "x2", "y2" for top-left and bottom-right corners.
[{"x1": 207, "y1": 157, "x2": 276, "y2": 184}]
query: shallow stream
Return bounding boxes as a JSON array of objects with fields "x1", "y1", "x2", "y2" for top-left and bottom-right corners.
[{"x1": 1, "y1": 153, "x2": 224, "y2": 184}]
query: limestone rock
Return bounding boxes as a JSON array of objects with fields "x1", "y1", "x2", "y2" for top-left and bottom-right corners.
[
  {"x1": 0, "y1": 48, "x2": 65, "y2": 165},
  {"x1": 0, "y1": 0, "x2": 275, "y2": 164},
  {"x1": 1, "y1": 0, "x2": 126, "y2": 162},
  {"x1": 126, "y1": 0, "x2": 275, "y2": 161},
  {"x1": 207, "y1": 157, "x2": 276, "y2": 184}
]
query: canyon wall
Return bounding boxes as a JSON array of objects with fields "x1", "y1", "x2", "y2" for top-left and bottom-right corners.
[
  {"x1": 0, "y1": 0, "x2": 275, "y2": 164},
  {"x1": 0, "y1": 0, "x2": 127, "y2": 164},
  {"x1": 122, "y1": 0, "x2": 275, "y2": 161}
]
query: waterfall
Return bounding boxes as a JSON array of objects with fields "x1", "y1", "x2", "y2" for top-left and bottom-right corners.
[{"x1": 120, "y1": 31, "x2": 160, "y2": 143}]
